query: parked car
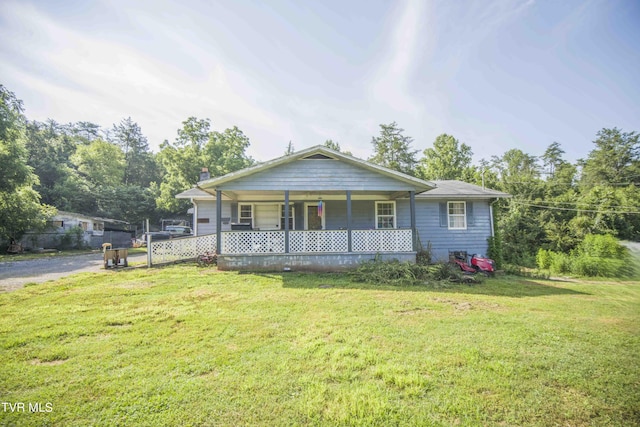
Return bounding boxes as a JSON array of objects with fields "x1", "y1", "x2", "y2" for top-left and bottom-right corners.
[
  {"x1": 165, "y1": 226, "x2": 193, "y2": 236},
  {"x1": 133, "y1": 232, "x2": 173, "y2": 247}
]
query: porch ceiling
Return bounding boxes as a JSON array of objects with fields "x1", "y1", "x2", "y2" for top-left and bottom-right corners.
[{"x1": 218, "y1": 190, "x2": 412, "y2": 202}]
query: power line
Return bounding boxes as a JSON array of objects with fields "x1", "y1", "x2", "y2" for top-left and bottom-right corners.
[
  {"x1": 510, "y1": 200, "x2": 640, "y2": 215},
  {"x1": 529, "y1": 200, "x2": 640, "y2": 210}
]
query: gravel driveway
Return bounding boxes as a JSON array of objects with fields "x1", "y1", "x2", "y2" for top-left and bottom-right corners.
[{"x1": 0, "y1": 252, "x2": 147, "y2": 292}]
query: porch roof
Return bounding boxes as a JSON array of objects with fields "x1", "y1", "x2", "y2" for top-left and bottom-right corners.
[
  {"x1": 197, "y1": 145, "x2": 435, "y2": 194},
  {"x1": 175, "y1": 187, "x2": 216, "y2": 200}
]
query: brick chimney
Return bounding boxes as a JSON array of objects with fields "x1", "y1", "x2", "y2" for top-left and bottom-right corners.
[{"x1": 199, "y1": 167, "x2": 210, "y2": 181}]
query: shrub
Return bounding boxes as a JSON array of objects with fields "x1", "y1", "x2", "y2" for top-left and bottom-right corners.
[
  {"x1": 549, "y1": 252, "x2": 572, "y2": 275},
  {"x1": 578, "y1": 234, "x2": 627, "y2": 258},
  {"x1": 572, "y1": 255, "x2": 630, "y2": 278},
  {"x1": 535, "y1": 235, "x2": 634, "y2": 278},
  {"x1": 57, "y1": 226, "x2": 86, "y2": 250},
  {"x1": 536, "y1": 249, "x2": 553, "y2": 270}
]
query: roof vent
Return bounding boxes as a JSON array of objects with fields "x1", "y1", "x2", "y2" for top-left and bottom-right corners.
[{"x1": 303, "y1": 154, "x2": 333, "y2": 160}]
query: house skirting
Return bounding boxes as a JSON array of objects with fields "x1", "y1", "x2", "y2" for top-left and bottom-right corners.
[{"x1": 217, "y1": 252, "x2": 417, "y2": 272}]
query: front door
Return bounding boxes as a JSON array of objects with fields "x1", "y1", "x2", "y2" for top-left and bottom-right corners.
[
  {"x1": 254, "y1": 204, "x2": 280, "y2": 230},
  {"x1": 305, "y1": 203, "x2": 325, "y2": 230}
]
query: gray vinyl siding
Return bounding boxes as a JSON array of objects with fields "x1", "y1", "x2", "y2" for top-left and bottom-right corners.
[
  {"x1": 219, "y1": 159, "x2": 423, "y2": 192},
  {"x1": 194, "y1": 198, "x2": 493, "y2": 260},
  {"x1": 412, "y1": 199, "x2": 492, "y2": 261},
  {"x1": 194, "y1": 200, "x2": 232, "y2": 235}
]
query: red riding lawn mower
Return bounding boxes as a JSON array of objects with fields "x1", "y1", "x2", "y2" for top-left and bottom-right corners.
[{"x1": 451, "y1": 252, "x2": 496, "y2": 276}]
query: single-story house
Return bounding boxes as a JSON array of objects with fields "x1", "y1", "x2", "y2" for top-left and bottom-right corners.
[
  {"x1": 176, "y1": 145, "x2": 509, "y2": 270},
  {"x1": 20, "y1": 211, "x2": 131, "y2": 250}
]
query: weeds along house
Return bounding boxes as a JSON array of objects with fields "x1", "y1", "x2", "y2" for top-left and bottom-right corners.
[{"x1": 175, "y1": 145, "x2": 509, "y2": 270}]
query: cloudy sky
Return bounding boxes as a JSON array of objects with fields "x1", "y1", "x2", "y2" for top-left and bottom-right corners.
[{"x1": 1, "y1": 0, "x2": 639, "y2": 163}]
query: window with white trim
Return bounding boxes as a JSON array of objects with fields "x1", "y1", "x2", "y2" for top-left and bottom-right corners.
[
  {"x1": 375, "y1": 201, "x2": 396, "y2": 229},
  {"x1": 448, "y1": 201, "x2": 466, "y2": 229},
  {"x1": 280, "y1": 204, "x2": 295, "y2": 230},
  {"x1": 239, "y1": 204, "x2": 253, "y2": 227}
]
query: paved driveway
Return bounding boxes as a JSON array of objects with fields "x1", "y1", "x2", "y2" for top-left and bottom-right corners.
[{"x1": 0, "y1": 252, "x2": 147, "y2": 292}]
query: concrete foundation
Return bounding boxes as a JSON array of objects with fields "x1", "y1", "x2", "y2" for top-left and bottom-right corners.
[{"x1": 217, "y1": 252, "x2": 417, "y2": 272}]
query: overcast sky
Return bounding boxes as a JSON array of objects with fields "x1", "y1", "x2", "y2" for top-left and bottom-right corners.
[{"x1": 1, "y1": 0, "x2": 639, "y2": 164}]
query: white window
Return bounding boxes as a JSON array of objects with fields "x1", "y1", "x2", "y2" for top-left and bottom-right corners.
[
  {"x1": 280, "y1": 204, "x2": 295, "y2": 230},
  {"x1": 448, "y1": 201, "x2": 466, "y2": 229},
  {"x1": 239, "y1": 204, "x2": 253, "y2": 227},
  {"x1": 375, "y1": 201, "x2": 396, "y2": 229}
]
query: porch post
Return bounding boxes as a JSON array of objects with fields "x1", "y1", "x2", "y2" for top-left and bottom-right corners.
[
  {"x1": 284, "y1": 190, "x2": 290, "y2": 253},
  {"x1": 346, "y1": 190, "x2": 352, "y2": 252},
  {"x1": 409, "y1": 190, "x2": 417, "y2": 251},
  {"x1": 193, "y1": 200, "x2": 198, "y2": 236},
  {"x1": 216, "y1": 189, "x2": 222, "y2": 255}
]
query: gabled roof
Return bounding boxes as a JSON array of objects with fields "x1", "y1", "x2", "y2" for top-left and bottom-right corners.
[
  {"x1": 197, "y1": 145, "x2": 435, "y2": 192},
  {"x1": 417, "y1": 180, "x2": 510, "y2": 199},
  {"x1": 175, "y1": 187, "x2": 216, "y2": 200}
]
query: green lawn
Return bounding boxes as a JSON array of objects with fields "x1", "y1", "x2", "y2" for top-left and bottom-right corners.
[{"x1": 1, "y1": 267, "x2": 638, "y2": 426}]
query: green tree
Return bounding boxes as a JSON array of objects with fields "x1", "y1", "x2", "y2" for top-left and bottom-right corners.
[
  {"x1": 418, "y1": 133, "x2": 475, "y2": 180},
  {"x1": 70, "y1": 121, "x2": 102, "y2": 144},
  {"x1": 156, "y1": 119, "x2": 253, "y2": 213},
  {"x1": 24, "y1": 119, "x2": 100, "y2": 214},
  {"x1": 574, "y1": 129, "x2": 640, "y2": 240},
  {"x1": 112, "y1": 117, "x2": 157, "y2": 186},
  {"x1": 369, "y1": 122, "x2": 418, "y2": 175},
  {"x1": 324, "y1": 139, "x2": 352, "y2": 155},
  {"x1": 202, "y1": 126, "x2": 254, "y2": 177},
  {"x1": 156, "y1": 117, "x2": 212, "y2": 212},
  {"x1": 71, "y1": 139, "x2": 125, "y2": 187},
  {"x1": 579, "y1": 128, "x2": 640, "y2": 189},
  {"x1": 0, "y1": 85, "x2": 55, "y2": 242},
  {"x1": 490, "y1": 149, "x2": 544, "y2": 265},
  {"x1": 492, "y1": 148, "x2": 542, "y2": 198},
  {"x1": 541, "y1": 141, "x2": 564, "y2": 178}
]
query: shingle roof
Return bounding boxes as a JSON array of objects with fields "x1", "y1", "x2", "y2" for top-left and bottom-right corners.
[
  {"x1": 174, "y1": 187, "x2": 215, "y2": 199},
  {"x1": 417, "y1": 180, "x2": 510, "y2": 199}
]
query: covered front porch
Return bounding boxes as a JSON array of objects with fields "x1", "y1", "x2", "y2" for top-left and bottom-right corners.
[
  {"x1": 210, "y1": 189, "x2": 419, "y2": 270},
  {"x1": 215, "y1": 187, "x2": 416, "y2": 240}
]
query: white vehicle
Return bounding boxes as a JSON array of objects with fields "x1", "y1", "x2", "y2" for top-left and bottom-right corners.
[{"x1": 165, "y1": 226, "x2": 193, "y2": 236}]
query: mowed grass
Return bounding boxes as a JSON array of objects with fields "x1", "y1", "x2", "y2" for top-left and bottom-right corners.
[{"x1": 1, "y1": 267, "x2": 639, "y2": 426}]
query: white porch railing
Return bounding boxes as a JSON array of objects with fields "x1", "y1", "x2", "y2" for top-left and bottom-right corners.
[
  {"x1": 149, "y1": 233, "x2": 216, "y2": 265},
  {"x1": 148, "y1": 229, "x2": 414, "y2": 264},
  {"x1": 222, "y1": 230, "x2": 285, "y2": 254},
  {"x1": 290, "y1": 230, "x2": 348, "y2": 253},
  {"x1": 352, "y1": 229, "x2": 413, "y2": 252},
  {"x1": 220, "y1": 229, "x2": 413, "y2": 254}
]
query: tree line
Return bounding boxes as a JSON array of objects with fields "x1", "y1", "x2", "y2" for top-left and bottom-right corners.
[
  {"x1": 1, "y1": 84, "x2": 639, "y2": 266},
  {"x1": 366, "y1": 122, "x2": 639, "y2": 266}
]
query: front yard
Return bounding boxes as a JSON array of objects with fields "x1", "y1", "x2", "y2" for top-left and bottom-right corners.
[{"x1": 1, "y1": 266, "x2": 638, "y2": 426}]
